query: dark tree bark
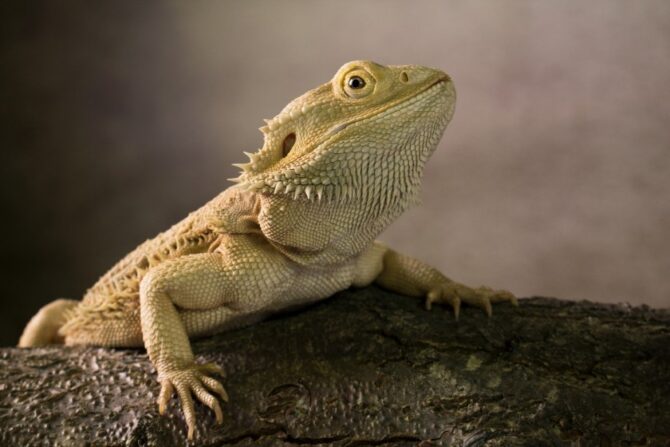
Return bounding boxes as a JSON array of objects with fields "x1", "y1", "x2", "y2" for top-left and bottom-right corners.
[{"x1": 1, "y1": 287, "x2": 668, "y2": 446}]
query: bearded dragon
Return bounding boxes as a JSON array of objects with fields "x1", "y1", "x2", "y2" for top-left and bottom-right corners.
[{"x1": 19, "y1": 60, "x2": 517, "y2": 440}]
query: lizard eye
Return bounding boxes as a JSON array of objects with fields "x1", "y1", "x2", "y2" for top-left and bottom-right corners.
[
  {"x1": 347, "y1": 76, "x2": 365, "y2": 89},
  {"x1": 342, "y1": 70, "x2": 375, "y2": 99}
]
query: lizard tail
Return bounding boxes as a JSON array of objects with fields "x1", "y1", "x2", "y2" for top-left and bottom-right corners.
[{"x1": 18, "y1": 299, "x2": 79, "y2": 347}]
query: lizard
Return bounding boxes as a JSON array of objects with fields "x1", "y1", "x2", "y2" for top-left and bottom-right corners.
[{"x1": 18, "y1": 60, "x2": 517, "y2": 440}]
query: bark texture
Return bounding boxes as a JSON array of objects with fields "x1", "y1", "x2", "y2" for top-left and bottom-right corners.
[{"x1": 1, "y1": 286, "x2": 668, "y2": 446}]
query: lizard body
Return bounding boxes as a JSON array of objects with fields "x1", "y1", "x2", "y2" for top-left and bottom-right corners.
[{"x1": 19, "y1": 61, "x2": 516, "y2": 440}]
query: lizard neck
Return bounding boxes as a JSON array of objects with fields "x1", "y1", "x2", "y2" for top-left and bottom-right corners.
[{"x1": 256, "y1": 189, "x2": 416, "y2": 265}]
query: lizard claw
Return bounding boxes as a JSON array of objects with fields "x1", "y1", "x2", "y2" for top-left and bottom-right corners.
[
  {"x1": 157, "y1": 362, "x2": 228, "y2": 440},
  {"x1": 426, "y1": 287, "x2": 461, "y2": 319},
  {"x1": 158, "y1": 381, "x2": 174, "y2": 415},
  {"x1": 425, "y1": 282, "x2": 517, "y2": 318}
]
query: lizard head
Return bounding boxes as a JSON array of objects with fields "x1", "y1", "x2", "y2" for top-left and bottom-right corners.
[{"x1": 231, "y1": 60, "x2": 455, "y2": 208}]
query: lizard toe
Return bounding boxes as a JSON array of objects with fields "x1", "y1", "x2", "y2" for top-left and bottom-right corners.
[
  {"x1": 425, "y1": 285, "x2": 461, "y2": 319},
  {"x1": 424, "y1": 282, "x2": 517, "y2": 317},
  {"x1": 191, "y1": 382, "x2": 224, "y2": 424},
  {"x1": 174, "y1": 381, "x2": 197, "y2": 441},
  {"x1": 158, "y1": 380, "x2": 174, "y2": 415},
  {"x1": 201, "y1": 376, "x2": 229, "y2": 402},
  {"x1": 198, "y1": 362, "x2": 226, "y2": 378}
]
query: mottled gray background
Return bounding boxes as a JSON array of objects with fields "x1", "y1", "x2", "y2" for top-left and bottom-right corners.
[{"x1": 1, "y1": 1, "x2": 669, "y2": 346}]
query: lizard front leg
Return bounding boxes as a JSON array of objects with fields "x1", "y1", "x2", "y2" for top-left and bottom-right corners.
[
  {"x1": 356, "y1": 242, "x2": 517, "y2": 318},
  {"x1": 139, "y1": 253, "x2": 233, "y2": 441}
]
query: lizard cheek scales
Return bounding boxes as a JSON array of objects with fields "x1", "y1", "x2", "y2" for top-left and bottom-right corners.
[{"x1": 18, "y1": 60, "x2": 518, "y2": 442}]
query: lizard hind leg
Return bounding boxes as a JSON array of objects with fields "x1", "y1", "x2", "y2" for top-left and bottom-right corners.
[{"x1": 18, "y1": 298, "x2": 79, "y2": 347}]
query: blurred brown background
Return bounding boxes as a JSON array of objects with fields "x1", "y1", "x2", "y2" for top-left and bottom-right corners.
[{"x1": 1, "y1": 1, "x2": 669, "y2": 346}]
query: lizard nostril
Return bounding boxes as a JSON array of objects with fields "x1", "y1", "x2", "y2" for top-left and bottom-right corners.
[
  {"x1": 282, "y1": 133, "x2": 296, "y2": 157},
  {"x1": 400, "y1": 72, "x2": 409, "y2": 83}
]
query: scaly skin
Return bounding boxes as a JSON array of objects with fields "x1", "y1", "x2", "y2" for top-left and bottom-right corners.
[{"x1": 19, "y1": 61, "x2": 516, "y2": 440}]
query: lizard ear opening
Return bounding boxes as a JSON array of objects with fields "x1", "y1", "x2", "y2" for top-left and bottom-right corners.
[{"x1": 282, "y1": 133, "x2": 296, "y2": 157}]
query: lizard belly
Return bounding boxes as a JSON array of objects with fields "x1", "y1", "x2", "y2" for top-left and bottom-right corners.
[
  {"x1": 180, "y1": 234, "x2": 358, "y2": 338},
  {"x1": 264, "y1": 262, "x2": 358, "y2": 312}
]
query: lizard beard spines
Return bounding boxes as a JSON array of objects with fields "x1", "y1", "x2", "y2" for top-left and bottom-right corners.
[
  {"x1": 246, "y1": 179, "x2": 416, "y2": 211},
  {"x1": 267, "y1": 183, "x2": 331, "y2": 203},
  {"x1": 228, "y1": 150, "x2": 265, "y2": 183},
  {"x1": 246, "y1": 179, "x2": 356, "y2": 204}
]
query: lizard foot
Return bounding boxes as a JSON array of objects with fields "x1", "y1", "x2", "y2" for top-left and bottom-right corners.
[
  {"x1": 425, "y1": 282, "x2": 517, "y2": 319},
  {"x1": 157, "y1": 362, "x2": 229, "y2": 441}
]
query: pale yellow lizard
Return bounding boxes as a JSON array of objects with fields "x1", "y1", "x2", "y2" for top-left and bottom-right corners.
[{"x1": 19, "y1": 60, "x2": 516, "y2": 440}]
